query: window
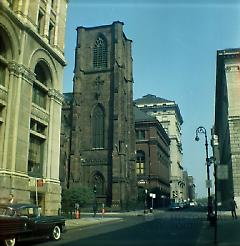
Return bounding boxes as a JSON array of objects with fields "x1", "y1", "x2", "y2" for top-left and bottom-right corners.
[
  {"x1": 136, "y1": 151, "x2": 145, "y2": 175},
  {"x1": 0, "y1": 104, "x2": 5, "y2": 124},
  {"x1": 48, "y1": 22, "x2": 55, "y2": 45},
  {"x1": 32, "y1": 84, "x2": 47, "y2": 108},
  {"x1": 0, "y1": 36, "x2": 7, "y2": 86},
  {"x1": 33, "y1": 62, "x2": 49, "y2": 109},
  {"x1": 37, "y1": 11, "x2": 44, "y2": 34},
  {"x1": 92, "y1": 105, "x2": 104, "y2": 148},
  {"x1": 136, "y1": 130, "x2": 145, "y2": 140},
  {"x1": 34, "y1": 63, "x2": 47, "y2": 86},
  {"x1": 30, "y1": 119, "x2": 46, "y2": 136},
  {"x1": 28, "y1": 136, "x2": 44, "y2": 178},
  {"x1": 51, "y1": 0, "x2": 55, "y2": 9},
  {"x1": 93, "y1": 36, "x2": 107, "y2": 69},
  {"x1": 0, "y1": 63, "x2": 6, "y2": 86}
]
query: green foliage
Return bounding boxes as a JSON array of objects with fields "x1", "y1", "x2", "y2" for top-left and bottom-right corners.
[{"x1": 62, "y1": 186, "x2": 94, "y2": 210}]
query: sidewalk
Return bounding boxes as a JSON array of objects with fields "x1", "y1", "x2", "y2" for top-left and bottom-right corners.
[
  {"x1": 65, "y1": 216, "x2": 123, "y2": 230},
  {"x1": 197, "y1": 212, "x2": 240, "y2": 246},
  {"x1": 65, "y1": 209, "x2": 161, "y2": 230}
]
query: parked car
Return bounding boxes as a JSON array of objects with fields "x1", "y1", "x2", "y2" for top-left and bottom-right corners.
[
  {"x1": 169, "y1": 203, "x2": 180, "y2": 211},
  {"x1": 0, "y1": 203, "x2": 66, "y2": 246}
]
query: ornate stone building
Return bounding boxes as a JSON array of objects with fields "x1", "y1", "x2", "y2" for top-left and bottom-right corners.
[
  {"x1": 60, "y1": 21, "x2": 137, "y2": 209},
  {"x1": 214, "y1": 48, "x2": 240, "y2": 207},
  {"x1": 134, "y1": 106, "x2": 170, "y2": 207},
  {"x1": 134, "y1": 94, "x2": 185, "y2": 202},
  {"x1": 0, "y1": 0, "x2": 68, "y2": 214}
]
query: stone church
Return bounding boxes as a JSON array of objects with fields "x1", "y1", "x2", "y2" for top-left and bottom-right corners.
[{"x1": 61, "y1": 21, "x2": 137, "y2": 209}]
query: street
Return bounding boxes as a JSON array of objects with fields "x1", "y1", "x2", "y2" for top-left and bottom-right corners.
[{"x1": 19, "y1": 210, "x2": 209, "y2": 246}]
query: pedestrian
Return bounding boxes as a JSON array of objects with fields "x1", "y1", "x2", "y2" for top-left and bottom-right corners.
[
  {"x1": 8, "y1": 193, "x2": 15, "y2": 204},
  {"x1": 230, "y1": 196, "x2": 237, "y2": 219}
]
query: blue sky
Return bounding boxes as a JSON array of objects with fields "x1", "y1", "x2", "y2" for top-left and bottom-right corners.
[{"x1": 63, "y1": 0, "x2": 240, "y2": 198}]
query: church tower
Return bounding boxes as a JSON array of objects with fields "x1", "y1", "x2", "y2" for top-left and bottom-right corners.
[{"x1": 67, "y1": 21, "x2": 136, "y2": 209}]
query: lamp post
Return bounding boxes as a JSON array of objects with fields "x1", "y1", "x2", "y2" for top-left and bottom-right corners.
[
  {"x1": 195, "y1": 126, "x2": 213, "y2": 220},
  {"x1": 144, "y1": 182, "x2": 148, "y2": 214},
  {"x1": 93, "y1": 184, "x2": 97, "y2": 217}
]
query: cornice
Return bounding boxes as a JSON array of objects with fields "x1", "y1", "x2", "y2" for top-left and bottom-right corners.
[{"x1": 8, "y1": 61, "x2": 35, "y2": 85}]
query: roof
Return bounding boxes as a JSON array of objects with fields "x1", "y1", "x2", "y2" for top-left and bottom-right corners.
[
  {"x1": 134, "y1": 94, "x2": 173, "y2": 105},
  {"x1": 134, "y1": 94, "x2": 183, "y2": 125},
  {"x1": 217, "y1": 48, "x2": 240, "y2": 57},
  {"x1": 134, "y1": 106, "x2": 156, "y2": 122}
]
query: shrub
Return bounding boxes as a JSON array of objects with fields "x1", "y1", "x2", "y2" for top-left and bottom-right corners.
[{"x1": 62, "y1": 186, "x2": 94, "y2": 210}]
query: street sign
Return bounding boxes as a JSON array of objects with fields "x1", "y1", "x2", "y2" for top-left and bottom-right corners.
[
  {"x1": 150, "y1": 193, "x2": 156, "y2": 198},
  {"x1": 37, "y1": 179, "x2": 44, "y2": 187},
  {"x1": 217, "y1": 165, "x2": 228, "y2": 180}
]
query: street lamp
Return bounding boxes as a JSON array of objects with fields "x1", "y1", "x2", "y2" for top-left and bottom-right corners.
[
  {"x1": 195, "y1": 126, "x2": 213, "y2": 220},
  {"x1": 93, "y1": 184, "x2": 97, "y2": 217},
  {"x1": 144, "y1": 186, "x2": 148, "y2": 214}
]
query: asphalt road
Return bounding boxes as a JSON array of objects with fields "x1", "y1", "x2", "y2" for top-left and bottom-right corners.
[{"x1": 22, "y1": 210, "x2": 207, "y2": 246}]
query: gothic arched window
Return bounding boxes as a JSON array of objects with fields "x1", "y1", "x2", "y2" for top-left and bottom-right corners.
[
  {"x1": 92, "y1": 105, "x2": 104, "y2": 148},
  {"x1": 93, "y1": 35, "x2": 107, "y2": 69},
  {"x1": 136, "y1": 150, "x2": 145, "y2": 175}
]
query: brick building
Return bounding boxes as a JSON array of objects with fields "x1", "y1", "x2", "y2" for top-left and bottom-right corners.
[
  {"x1": 134, "y1": 94, "x2": 185, "y2": 202},
  {"x1": 134, "y1": 106, "x2": 170, "y2": 207}
]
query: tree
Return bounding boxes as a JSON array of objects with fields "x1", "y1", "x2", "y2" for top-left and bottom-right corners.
[{"x1": 62, "y1": 186, "x2": 94, "y2": 210}]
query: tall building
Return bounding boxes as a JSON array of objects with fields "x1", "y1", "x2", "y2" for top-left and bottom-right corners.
[
  {"x1": 187, "y1": 175, "x2": 196, "y2": 202},
  {"x1": 214, "y1": 48, "x2": 240, "y2": 207},
  {"x1": 134, "y1": 94, "x2": 185, "y2": 202},
  {"x1": 60, "y1": 22, "x2": 137, "y2": 209},
  {"x1": 0, "y1": 0, "x2": 68, "y2": 214},
  {"x1": 182, "y1": 170, "x2": 189, "y2": 202},
  {"x1": 134, "y1": 106, "x2": 170, "y2": 207}
]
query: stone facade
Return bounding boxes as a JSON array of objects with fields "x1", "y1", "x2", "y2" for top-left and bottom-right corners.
[
  {"x1": 134, "y1": 94, "x2": 185, "y2": 202},
  {"x1": 60, "y1": 22, "x2": 137, "y2": 209},
  {"x1": 214, "y1": 49, "x2": 240, "y2": 208},
  {"x1": 0, "y1": 0, "x2": 67, "y2": 215},
  {"x1": 134, "y1": 106, "x2": 170, "y2": 207},
  {"x1": 187, "y1": 175, "x2": 196, "y2": 202}
]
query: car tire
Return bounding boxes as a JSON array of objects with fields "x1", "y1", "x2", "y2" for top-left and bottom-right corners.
[
  {"x1": 50, "y1": 225, "x2": 61, "y2": 241},
  {"x1": 4, "y1": 237, "x2": 16, "y2": 246}
]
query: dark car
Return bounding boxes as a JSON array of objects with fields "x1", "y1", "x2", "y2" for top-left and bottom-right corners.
[
  {"x1": 0, "y1": 203, "x2": 66, "y2": 246},
  {"x1": 169, "y1": 203, "x2": 180, "y2": 211}
]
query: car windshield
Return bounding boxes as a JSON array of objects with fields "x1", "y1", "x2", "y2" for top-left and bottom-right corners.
[{"x1": 17, "y1": 207, "x2": 38, "y2": 218}]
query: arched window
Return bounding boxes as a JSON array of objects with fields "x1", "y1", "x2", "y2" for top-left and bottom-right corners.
[
  {"x1": 136, "y1": 150, "x2": 145, "y2": 175},
  {"x1": 29, "y1": 61, "x2": 50, "y2": 178},
  {"x1": 33, "y1": 62, "x2": 49, "y2": 109},
  {"x1": 93, "y1": 35, "x2": 107, "y2": 69},
  {"x1": 92, "y1": 105, "x2": 104, "y2": 148},
  {"x1": 92, "y1": 172, "x2": 105, "y2": 195}
]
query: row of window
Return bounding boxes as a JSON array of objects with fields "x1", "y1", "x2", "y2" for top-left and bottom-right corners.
[{"x1": 0, "y1": 36, "x2": 49, "y2": 177}]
